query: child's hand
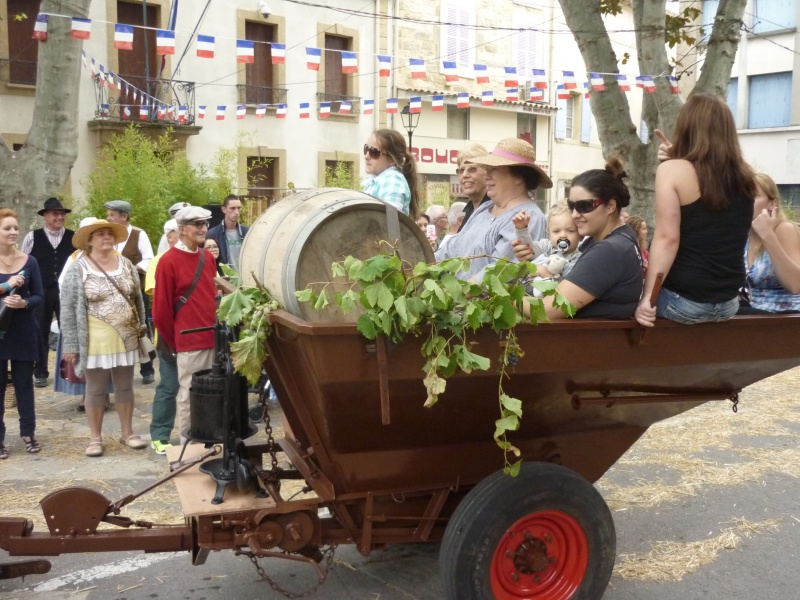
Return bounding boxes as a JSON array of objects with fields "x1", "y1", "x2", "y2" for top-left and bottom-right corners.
[{"x1": 512, "y1": 210, "x2": 530, "y2": 230}]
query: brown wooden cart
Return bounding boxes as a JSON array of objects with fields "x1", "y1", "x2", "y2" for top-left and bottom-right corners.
[{"x1": 2, "y1": 312, "x2": 800, "y2": 599}]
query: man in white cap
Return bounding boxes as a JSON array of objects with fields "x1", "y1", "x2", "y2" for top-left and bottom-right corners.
[
  {"x1": 104, "y1": 200, "x2": 156, "y2": 384},
  {"x1": 152, "y1": 206, "x2": 218, "y2": 443},
  {"x1": 157, "y1": 202, "x2": 191, "y2": 254}
]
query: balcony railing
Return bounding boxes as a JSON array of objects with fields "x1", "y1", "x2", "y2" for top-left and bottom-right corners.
[
  {"x1": 92, "y1": 73, "x2": 197, "y2": 125},
  {"x1": 316, "y1": 92, "x2": 362, "y2": 115},
  {"x1": 237, "y1": 84, "x2": 288, "y2": 106}
]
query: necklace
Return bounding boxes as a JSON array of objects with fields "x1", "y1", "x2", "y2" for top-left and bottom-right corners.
[{"x1": 0, "y1": 251, "x2": 20, "y2": 268}]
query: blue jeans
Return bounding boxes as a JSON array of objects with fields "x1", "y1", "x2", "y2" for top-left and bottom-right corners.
[
  {"x1": 656, "y1": 288, "x2": 739, "y2": 325},
  {"x1": 150, "y1": 351, "x2": 178, "y2": 444},
  {"x1": 0, "y1": 360, "x2": 36, "y2": 442}
]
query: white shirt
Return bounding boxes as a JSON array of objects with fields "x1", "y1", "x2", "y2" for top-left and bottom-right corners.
[
  {"x1": 22, "y1": 227, "x2": 66, "y2": 254},
  {"x1": 156, "y1": 233, "x2": 170, "y2": 255},
  {"x1": 115, "y1": 224, "x2": 154, "y2": 272}
]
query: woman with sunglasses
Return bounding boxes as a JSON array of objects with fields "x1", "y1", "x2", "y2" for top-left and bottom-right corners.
[
  {"x1": 515, "y1": 158, "x2": 643, "y2": 319},
  {"x1": 635, "y1": 93, "x2": 756, "y2": 327},
  {"x1": 361, "y1": 129, "x2": 420, "y2": 219},
  {"x1": 435, "y1": 137, "x2": 549, "y2": 280}
]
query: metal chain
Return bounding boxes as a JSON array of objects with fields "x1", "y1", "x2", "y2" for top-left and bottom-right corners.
[
  {"x1": 245, "y1": 545, "x2": 337, "y2": 599},
  {"x1": 259, "y1": 382, "x2": 280, "y2": 475},
  {"x1": 730, "y1": 392, "x2": 739, "y2": 413}
]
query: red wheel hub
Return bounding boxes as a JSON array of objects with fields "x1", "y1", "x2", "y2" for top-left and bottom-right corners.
[{"x1": 490, "y1": 510, "x2": 589, "y2": 599}]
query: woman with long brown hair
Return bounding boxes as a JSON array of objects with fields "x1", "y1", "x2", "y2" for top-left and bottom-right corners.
[
  {"x1": 362, "y1": 128, "x2": 421, "y2": 219},
  {"x1": 635, "y1": 93, "x2": 756, "y2": 327}
]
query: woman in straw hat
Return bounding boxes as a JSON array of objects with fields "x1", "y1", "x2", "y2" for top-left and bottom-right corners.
[
  {"x1": 515, "y1": 158, "x2": 644, "y2": 320},
  {"x1": 60, "y1": 220, "x2": 147, "y2": 457},
  {"x1": 434, "y1": 137, "x2": 549, "y2": 280}
]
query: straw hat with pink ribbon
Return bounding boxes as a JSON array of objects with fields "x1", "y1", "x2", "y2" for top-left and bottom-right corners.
[{"x1": 465, "y1": 137, "x2": 553, "y2": 189}]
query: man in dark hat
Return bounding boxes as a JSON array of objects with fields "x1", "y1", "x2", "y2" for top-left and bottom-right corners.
[{"x1": 22, "y1": 198, "x2": 75, "y2": 388}]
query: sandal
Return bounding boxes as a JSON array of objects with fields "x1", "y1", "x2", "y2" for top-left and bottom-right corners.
[
  {"x1": 120, "y1": 435, "x2": 147, "y2": 450},
  {"x1": 85, "y1": 438, "x2": 103, "y2": 457},
  {"x1": 21, "y1": 436, "x2": 41, "y2": 454},
  {"x1": 0, "y1": 444, "x2": 7, "y2": 460}
]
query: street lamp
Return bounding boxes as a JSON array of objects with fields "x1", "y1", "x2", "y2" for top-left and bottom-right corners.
[{"x1": 400, "y1": 104, "x2": 420, "y2": 150}]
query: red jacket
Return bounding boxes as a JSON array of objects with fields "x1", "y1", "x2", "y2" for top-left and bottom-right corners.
[{"x1": 152, "y1": 247, "x2": 217, "y2": 352}]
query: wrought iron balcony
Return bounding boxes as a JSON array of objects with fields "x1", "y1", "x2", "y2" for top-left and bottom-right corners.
[
  {"x1": 316, "y1": 92, "x2": 362, "y2": 115},
  {"x1": 237, "y1": 84, "x2": 288, "y2": 106},
  {"x1": 91, "y1": 73, "x2": 197, "y2": 125}
]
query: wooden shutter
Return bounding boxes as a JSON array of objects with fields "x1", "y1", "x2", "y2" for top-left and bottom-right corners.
[
  {"x1": 442, "y1": 1, "x2": 472, "y2": 72},
  {"x1": 580, "y1": 96, "x2": 592, "y2": 143},
  {"x1": 555, "y1": 96, "x2": 566, "y2": 139},
  {"x1": 324, "y1": 35, "x2": 348, "y2": 98},
  {"x1": 117, "y1": 0, "x2": 160, "y2": 101},
  {"x1": 246, "y1": 22, "x2": 275, "y2": 104},
  {"x1": 7, "y1": 0, "x2": 42, "y2": 85},
  {"x1": 748, "y1": 72, "x2": 792, "y2": 128}
]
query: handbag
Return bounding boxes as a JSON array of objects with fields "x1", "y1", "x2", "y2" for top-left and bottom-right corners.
[
  {"x1": 60, "y1": 358, "x2": 86, "y2": 383},
  {"x1": 86, "y1": 256, "x2": 155, "y2": 362}
]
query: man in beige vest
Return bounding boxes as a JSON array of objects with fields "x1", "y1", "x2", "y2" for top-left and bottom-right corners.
[{"x1": 105, "y1": 200, "x2": 156, "y2": 384}]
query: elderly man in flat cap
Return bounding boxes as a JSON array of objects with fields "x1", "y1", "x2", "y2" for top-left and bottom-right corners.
[
  {"x1": 152, "y1": 206, "x2": 218, "y2": 443},
  {"x1": 105, "y1": 200, "x2": 156, "y2": 384},
  {"x1": 156, "y1": 202, "x2": 191, "y2": 254},
  {"x1": 22, "y1": 198, "x2": 75, "y2": 388}
]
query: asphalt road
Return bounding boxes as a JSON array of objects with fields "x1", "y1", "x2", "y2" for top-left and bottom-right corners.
[{"x1": 2, "y1": 368, "x2": 800, "y2": 599}]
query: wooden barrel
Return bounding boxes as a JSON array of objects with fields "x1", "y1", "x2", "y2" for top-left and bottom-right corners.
[{"x1": 240, "y1": 188, "x2": 434, "y2": 322}]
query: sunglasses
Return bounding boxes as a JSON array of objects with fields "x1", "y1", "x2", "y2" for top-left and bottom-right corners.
[
  {"x1": 455, "y1": 166, "x2": 481, "y2": 176},
  {"x1": 363, "y1": 144, "x2": 386, "y2": 159},
  {"x1": 567, "y1": 198, "x2": 607, "y2": 214},
  {"x1": 190, "y1": 220, "x2": 210, "y2": 229}
]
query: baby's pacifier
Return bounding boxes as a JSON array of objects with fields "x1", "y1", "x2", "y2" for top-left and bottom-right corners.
[{"x1": 556, "y1": 238, "x2": 570, "y2": 252}]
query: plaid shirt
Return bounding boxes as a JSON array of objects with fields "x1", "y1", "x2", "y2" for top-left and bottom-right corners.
[{"x1": 362, "y1": 166, "x2": 410, "y2": 215}]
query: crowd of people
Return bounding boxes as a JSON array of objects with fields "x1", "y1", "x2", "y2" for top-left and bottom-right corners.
[{"x1": 1, "y1": 92, "x2": 799, "y2": 460}]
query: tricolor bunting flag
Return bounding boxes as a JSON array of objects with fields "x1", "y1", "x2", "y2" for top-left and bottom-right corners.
[
  {"x1": 271, "y1": 43, "x2": 286, "y2": 64},
  {"x1": 71, "y1": 18, "x2": 91, "y2": 40},
  {"x1": 532, "y1": 68, "x2": 548, "y2": 89},
  {"x1": 100, "y1": 104, "x2": 110, "y2": 117},
  {"x1": 90, "y1": 58, "x2": 95, "y2": 77},
  {"x1": 156, "y1": 30, "x2": 175, "y2": 55},
  {"x1": 377, "y1": 55, "x2": 391, "y2": 77},
  {"x1": 616, "y1": 74, "x2": 630, "y2": 92},
  {"x1": 409, "y1": 97, "x2": 422, "y2": 113},
  {"x1": 432, "y1": 95, "x2": 444, "y2": 111},
  {"x1": 114, "y1": 24, "x2": 133, "y2": 50},
  {"x1": 198, "y1": 106, "x2": 206, "y2": 119},
  {"x1": 236, "y1": 105, "x2": 246, "y2": 119},
  {"x1": 98, "y1": 65, "x2": 106, "y2": 87},
  {"x1": 339, "y1": 101, "x2": 352, "y2": 114},
  {"x1": 504, "y1": 67, "x2": 519, "y2": 88},
  {"x1": 82, "y1": 51, "x2": 87, "y2": 70},
  {"x1": 363, "y1": 99, "x2": 374, "y2": 115},
  {"x1": 299, "y1": 103, "x2": 310, "y2": 118},
  {"x1": 319, "y1": 102, "x2": 331, "y2": 118},
  {"x1": 386, "y1": 98, "x2": 398, "y2": 113},
  {"x1": 276, "y1": 104, "x2": 287, "y2": 118},
  {"x1": 669, "y1": 76, "x2": 680, "y2": 94},
  {"x1": 409, "y1": 58, "x2": 426, "y2": 79},
  {"x1": 457, "y1": 92, "x2": 469, "y2": 108},
  {"x1": 474, "y1": 64, "x2": 489, "y2": 84},
  {"x1": 582, "y1": 82, "x2": 590, "y2": 99},
  {"x1": 32, "y1": 14, "x2": 48, "y2": 41},
  {"x1": 178, "y1": 106, "x2": 187, "y2": 123},
  {"x1": 196, "y1": 35, "x2": 215, "y2": 58},
  {"x1": 122, "y1": 105, "x2": 131, "y2": 119},
  {"x1": 255, "y1": 105, "x2": 267, "y2": 118},
  {"x1": 635, "y1": 76, "x2": 644, "y2": 89},
  {"x1": 157, "y1": 106, "x2": 166, "y2": 120},
  {"x1": 506, "y1": 88, "x2": 519, "y2": 102},
  {"x1": 341, "y1": 51, "x2": 358, "y2": 74},
  {"x1": 139, "y1": 106, "x2": 149, "y2": 120},
  {"x1": 482, "y1": 90, "x2": 493, "y2": 106},
  {"x1": 237, "y1": 40, "x2": 254, "y2": 63},
  {"x1": 639, "y1": 75, "x2": 656, "y2": 93},
  {"x1": 556, "y1": 84, "x2": 570, "y2": 100},
  {"x1": 443, "y1": 61, "x2": 458, "y2": 82},
  {"x1": 529, "y1": 87, "x2": 544, "y2": 101},
  {"x1": 589, "y1": 73, "x2": 605, "y2": 91},
  {"x1": 562, "y1": 71, "x2": 577, "y2": 89},
  {"x1": 306, "y1": 47, "x2": 321, "y2": 71},
  {"x1": 216, "y1": 106, "x2": 226, "y2": 120}
]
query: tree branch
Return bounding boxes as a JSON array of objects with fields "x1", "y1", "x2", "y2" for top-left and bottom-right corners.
[{"x1": 695, "y1": 0, "x2": 747, "y2": 96}]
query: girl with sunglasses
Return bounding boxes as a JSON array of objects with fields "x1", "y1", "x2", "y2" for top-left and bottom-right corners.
[
  {"x1": 361, "y1": 129, "x2": 420, "y2": 219},
  {"x1": 514, "y1": 158, "x2": 644, "y2": 320},
  {"x1": 635, "y1": 93, "x2": 756, "y2": 327}
]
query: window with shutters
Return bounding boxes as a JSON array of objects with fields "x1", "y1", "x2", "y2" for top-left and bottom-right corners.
[
  {"x1": 752, "y1": 0, "x2": 796, "y2": 34},
  {"x1": 727, "y1": 77, "x2": 738, "y2": 121},
  {"x1": 6, "y1": 0, "x2": 42, "y2": 85},
  {"x1": 244, "y1": 21, "x2": 277, "y2": 104},
  {"x1": 440, "y1": 0, "x2": 475, "y2": 77},
  {"x1": 580, "y1": 96, "x2": 592, "y2": 143},
  {"x1": 748, "y1": 72, "x2": 792, "y2": 128},
  {"x1": 565, "y1": 96, "x2": 575, "y2": 138},
  {"x1": 117, "y1": 1, "x2": 160, "y2": 99}
]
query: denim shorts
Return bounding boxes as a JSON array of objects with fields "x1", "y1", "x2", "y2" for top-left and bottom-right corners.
[{"x1": 656, "y1": 287, "x2": 739, "y2": 325}]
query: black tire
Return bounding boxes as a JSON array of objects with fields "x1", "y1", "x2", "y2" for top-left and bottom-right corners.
[{"x1": 440, "y1": 462, "x2": 616, "y2": 600}]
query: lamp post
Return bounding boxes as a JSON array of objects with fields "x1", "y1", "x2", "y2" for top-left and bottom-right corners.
[{"x1": 400, "y1": 104, "x2": 420, "y2": 150}]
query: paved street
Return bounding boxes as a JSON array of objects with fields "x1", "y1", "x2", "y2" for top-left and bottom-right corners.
[{"x1": 2, "y1": 367, "x2": 800, "y2": 599}]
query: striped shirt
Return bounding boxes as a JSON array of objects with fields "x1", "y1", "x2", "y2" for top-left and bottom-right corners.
[{"x1": 362, "y1": 167, "x2": 411, "y2": 215}]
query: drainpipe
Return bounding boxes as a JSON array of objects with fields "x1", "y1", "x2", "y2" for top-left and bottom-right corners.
[
  {"x1": 546, "y1": 0, "x2": 556, "y2": 206},
  {"x1": 391, "y1": 0, "x2": 400, "y2": 131}
]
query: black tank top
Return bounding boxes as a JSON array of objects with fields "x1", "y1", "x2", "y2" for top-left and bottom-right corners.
[{"x1": 663, "y1": 194, "x2": 753, "y2": 303}]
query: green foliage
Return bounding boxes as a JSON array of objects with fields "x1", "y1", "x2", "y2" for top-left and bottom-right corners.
[
  {"x1": 296, "y1": 253, "x2": 574, "y2": 473},
  {"x1": 324, "y1": 161, "x2": 358, "y2": 190},
  {"x1": 217, "y1": 275, "x2": 280, "y2": 386},
  {"x1": 666, "y1": 6, "x2": 702, "y2": 49}
]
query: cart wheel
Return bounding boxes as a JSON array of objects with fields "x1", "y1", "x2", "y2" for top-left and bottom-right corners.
[{"x1": 440, "y1": 462, "x2": 615, "y2": 600}]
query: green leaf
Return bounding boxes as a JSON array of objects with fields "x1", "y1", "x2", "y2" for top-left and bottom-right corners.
[
  {"x1": 504, "y1": 459, "x2": 522, "y2": 477},
  {"x1": 441, "y1": 273, "x2": 465, "y2": 303},
  {"x1": 356, "y1": 314, "x2": 378, "y2": 339},
  {"x1": 219, "y1": 263, "x2": 241, "y2": 286},
  {"x1": 455, "y1": 345, "x2": 491, "y2": 373},
  {"x1": 340, "y1": 289, "x2": 359, "y2": 313},
  {"x1": 331, "y1": 261, "x2": 346, "y2": 278},
  {"x1": 295, "y1": 288, "x2": 314, "y2": 303},
  {"x1": 218, "y1": 288, "x2": 253, "y2": 326},
  {"x1": 554, "y1": 292, "x2": 576, "y2": 317},
  {"x1": 422, "y1": 279, "x2": 448, "y2": 308},
  {"x1": 412, "y1": 262, "x2": 430, "y2": 277},
  {"x1": 230, "y1": 332, "x2": 265, "y2": 386},
  {"x1": 394, "y1": 296, "x2": 410, "y2": 327},
  {"x1": 313, "y1": 290, "x2": 330, "y2": 311},
  {"x1": 526, "y1": 297, "x2": 548, "y2": 324},
  {"x1": 533, "y1": 280, "x2": 559, "y2": 295},
  {"x1": 377, "y1": 283, "x2": 394, "y2": 312},
  {"x1": 500, "y1": 394, "x2": 523, "y2": 418},
  {"x1": 494, "y1": 414, "x2": 520, "y2": 438},
  {"x1": 489, "y1": 275, "x2": 510, "y2": 297}
]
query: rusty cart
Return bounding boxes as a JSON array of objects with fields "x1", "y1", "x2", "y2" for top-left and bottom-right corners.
[{"x1": 2, "y1": 312, "x2": 800, "y2": 599}]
